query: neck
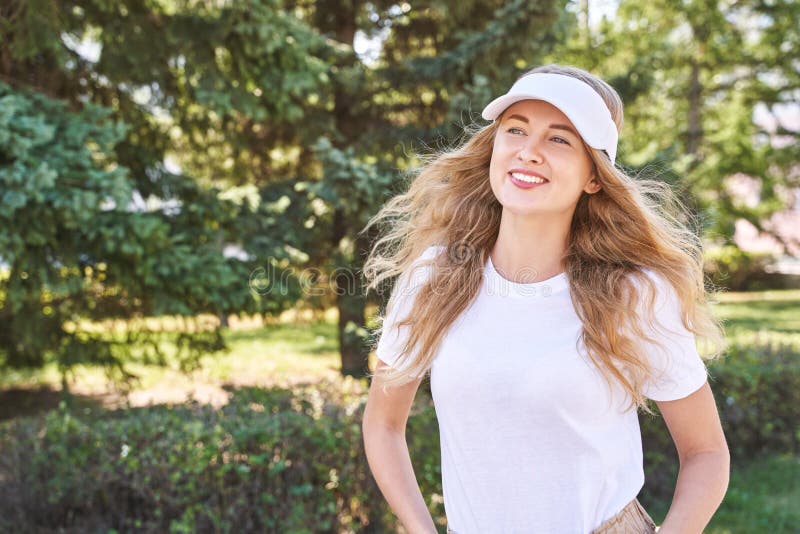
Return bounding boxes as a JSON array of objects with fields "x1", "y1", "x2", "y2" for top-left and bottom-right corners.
[{"x1": 490, "y1": 209, "x2": 571, "y2": 283}]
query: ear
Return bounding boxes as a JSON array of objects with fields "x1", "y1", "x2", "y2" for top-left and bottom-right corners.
[{"x1": 584, "y1": 175, "x2": 602, "y2": 195}]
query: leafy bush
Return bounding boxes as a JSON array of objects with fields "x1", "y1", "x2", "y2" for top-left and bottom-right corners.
[
  {"x1": 1, "y1": 342, "x2": 797, "y2": 532},
  {"x1": 710, "y1": 340, "x2": 800, "y2": 459},
  {"x1": 0, "y1": 379, "x2": 388, "y2": 533}
]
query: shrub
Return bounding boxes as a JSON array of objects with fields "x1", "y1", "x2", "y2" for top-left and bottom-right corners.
[
  {"x1": 0, "y1": 379, "x2": 388, "y2": 533},
  {"x1": 710, "y1": 340, "x2": 800, "y2": 460},
  {"x1": 1, "y1": 340, "x2": 797, "y2": 532}
]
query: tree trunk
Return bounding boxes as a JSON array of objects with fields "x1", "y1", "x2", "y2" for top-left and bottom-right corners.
[
  {"x1": 328, "y1": 0, "x2": 371, "y2": 378},
  {"x1": 333, "y1": 213, "x2": 370, "y2": 378},
  {"x1": 337, "y1": 284, "x2": 368, "y2": 378},
  {"x1": 686, "y1": 58, "x2": 703, "y2": 160}
]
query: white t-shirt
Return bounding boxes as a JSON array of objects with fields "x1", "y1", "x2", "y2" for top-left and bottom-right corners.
[{"x1": 375, "y1": 245, "x2": 708, "y2": 533}]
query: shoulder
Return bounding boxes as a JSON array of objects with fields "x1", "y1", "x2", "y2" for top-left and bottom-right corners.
[
  {"x1": 405, "y1": 244, "x2": 446, "y2": 282},
  {"x1": 630, "y1": 267, "x2": 678, "y2": 304},
  {"x1": 631, "y1": 267, "x2": 669, "y2": 289},
  {"x1": 628, "y1": 268, "x2": 689, "y2": 333},
  {"x1": 390, "y1": 244, "x2": 446, "y2": 299},
  {"x1": 417, "y1": 244, "x2": 446, "y2": 262},
  {"x1": 381, "y1": 246, "x2": 444, "y2": 330}
]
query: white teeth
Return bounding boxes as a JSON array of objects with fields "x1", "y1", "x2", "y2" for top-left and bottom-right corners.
[{"x1": 511, "y1": 172, "x2": 547, "y2": 184}]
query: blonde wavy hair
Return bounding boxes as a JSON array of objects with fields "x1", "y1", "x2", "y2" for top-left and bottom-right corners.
[{"x1": 360, "y1": 64, "x2": 726, "y2": 414}]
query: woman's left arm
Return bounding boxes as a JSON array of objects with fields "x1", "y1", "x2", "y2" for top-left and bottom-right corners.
[{"x1": 654, "y1": 381, "x2": 730, "y2": 534}]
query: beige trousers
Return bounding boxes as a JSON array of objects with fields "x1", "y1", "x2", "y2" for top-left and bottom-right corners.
[
  {"x1": 591, "y1": 498, "x2": 658, "y2": 534},
  {"x1": 444, "y1": 498, "x2": 657, "y2": 534}
]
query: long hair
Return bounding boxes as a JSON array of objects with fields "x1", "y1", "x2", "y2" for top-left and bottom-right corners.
[{"x1": 360, "y1": 64, "x2": 726, "y2": 414}]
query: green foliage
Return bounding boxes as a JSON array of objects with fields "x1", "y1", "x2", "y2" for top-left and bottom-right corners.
[
  {"x1": 0, "y1": 81, "x2": 129, "y2": 369},
  {"x1": 0, "y1": 82, "x2": 299, "y2": 376},
  {"x1": 711, "y1": 340, "x2": 800, "y2": 459},
  {"x1": 0, "y1": 379, "x2": 380, "y2": 533},
  {"x1": 704, "y1": 245, "x2": 776, "y2": 291},
  {"x1": 0, "y1": 83, "x2": 129, "y2": 261},
  {"x1": 310, "y1": 138, "x2": 395, "y2": 226},
  {"x1": 0, "y1": 0, "x2": 575, "y2": 378}
]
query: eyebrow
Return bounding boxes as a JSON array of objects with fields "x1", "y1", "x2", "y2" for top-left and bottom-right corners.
[{"x1": 505, "y1": 114, "x2": 579, "y2": 137}]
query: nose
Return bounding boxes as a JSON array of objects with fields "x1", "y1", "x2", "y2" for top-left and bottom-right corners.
[{"x1": 516, "y1": 136, "x2": 544, "y2": 163}]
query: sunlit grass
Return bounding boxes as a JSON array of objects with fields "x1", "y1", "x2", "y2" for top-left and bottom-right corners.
[
  {"x1": 711, "y1": 289, "x2": 800, "y2": 349},
  {"x1": 0, "y1": 315, "x2": 344, "y2": 395},
  {"x1": 712, "y1": 289, "x2": 800, "y2": 303},
  {"x1": 196, "y1": 320, "x2": 341, "y2": 383}
]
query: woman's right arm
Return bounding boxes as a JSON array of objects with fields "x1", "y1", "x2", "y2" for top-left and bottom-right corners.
[{"x1": 362, "y1": 359, "x2": 438, "y2": 534}]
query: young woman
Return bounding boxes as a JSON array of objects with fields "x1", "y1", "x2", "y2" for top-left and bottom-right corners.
[{"x1": 360, "y1": 64, "x2": 730, "y2": 534}]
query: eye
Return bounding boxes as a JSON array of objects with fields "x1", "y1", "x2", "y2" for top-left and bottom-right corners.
[
  {"x1": 551, "y1": 136, "x2": 571, "y2": 145},
  {"x1": 507, "y1": 127, "x2": 525, "y2": 135}
]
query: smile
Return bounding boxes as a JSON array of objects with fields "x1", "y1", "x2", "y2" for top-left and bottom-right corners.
[
  {"x1": 508, "y1": 171, "x2": 549, "y2": 189},
  {"x1": 510, "y1": 172, "x2": 548, "y2": 184}
]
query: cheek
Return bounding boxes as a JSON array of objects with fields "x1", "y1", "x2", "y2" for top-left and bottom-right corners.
[
  {"x1": 488, "y1": 147, "x2": 501, "y2": 176},
  {"x1": 488, "y1": 146, "x2": 506, "y2": 195},
  {"x1": 489, "y1": 139, "x2": 512, "y2": 172},
  {"x1": 576, "y1": 157, "x2": 595, "y2": 182}
]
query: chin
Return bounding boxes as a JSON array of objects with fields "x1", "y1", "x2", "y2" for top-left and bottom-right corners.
[{"x1": 500, "y1": 202, "x2": 547, "y2": 217}]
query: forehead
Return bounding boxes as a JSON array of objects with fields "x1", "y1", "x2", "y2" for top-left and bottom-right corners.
[{"x1": 500, "y1": 99, "x2": 573, "y2": 126}]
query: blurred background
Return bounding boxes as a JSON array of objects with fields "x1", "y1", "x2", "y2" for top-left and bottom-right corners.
[{"x1": 0, "y1": 0, "x2": 797, "y2": 532}]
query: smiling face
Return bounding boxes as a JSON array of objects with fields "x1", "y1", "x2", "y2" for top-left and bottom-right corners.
[{"x1": 488, "y1": 99, "x2": 601, "y2": 218}]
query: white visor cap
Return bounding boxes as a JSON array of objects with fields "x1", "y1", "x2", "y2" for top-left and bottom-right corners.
[{"x1": 481, "y1": 72, "x2": 619, "y2": 163}]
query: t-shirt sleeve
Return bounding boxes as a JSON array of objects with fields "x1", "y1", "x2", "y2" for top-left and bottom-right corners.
[
  {"x1": 374, "y1": 246, "x2": 441, "y2": 377},
  {"x1": 637, "y1": 271, "x2": 708, "y2": 401}
]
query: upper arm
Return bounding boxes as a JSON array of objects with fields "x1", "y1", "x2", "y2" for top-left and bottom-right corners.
[
  {"x1": 362, "y1": 359, "x2": 425, "y2": 434},
  {"x1": 655, "y1": 381, "x2": 730, "y2": 463}
]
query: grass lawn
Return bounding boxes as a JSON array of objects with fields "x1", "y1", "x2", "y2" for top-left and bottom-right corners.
[
  {"x1": 712, "y1": 288, "x2": 800, "y2": 348},
  {"x1": 706, "y1": 453, "x2": 800, "y2": 533},
  {"x1": 0, "y1": 318, "x2": 346, "y2": 408}
]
